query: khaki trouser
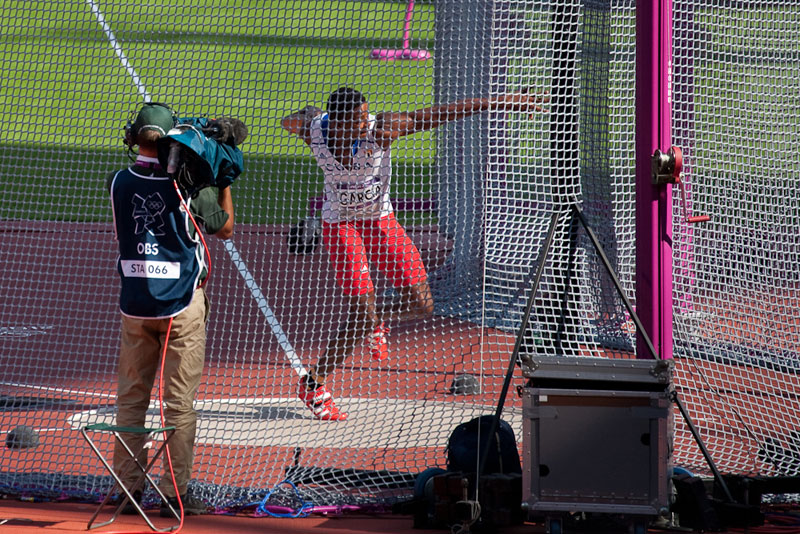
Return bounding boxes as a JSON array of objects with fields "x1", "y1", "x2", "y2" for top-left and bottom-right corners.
[{"x1": 113, "y1": 288, "x2": 208, "y2": 499}]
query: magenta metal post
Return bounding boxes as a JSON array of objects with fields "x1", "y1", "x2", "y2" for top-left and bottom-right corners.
[
  {"x1": 635, "y1": 0, "x2": 673, "y2": 360},
  {"x1": 370, "y1": 0, "x2": 431, "y2": 60}
]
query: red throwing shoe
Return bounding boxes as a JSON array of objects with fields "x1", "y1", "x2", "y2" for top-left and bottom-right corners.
[{"x1": 297, "y1": 382, "x2": 348, "y2": 421}]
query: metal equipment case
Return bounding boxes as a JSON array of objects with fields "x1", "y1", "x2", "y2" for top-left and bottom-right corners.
[{"x1": 520, "y1": 356, "x2": 673, "y2": 533}]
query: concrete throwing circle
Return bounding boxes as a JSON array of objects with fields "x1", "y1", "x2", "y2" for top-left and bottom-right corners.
[{"x1": 68, "y1": 398, "x2": 523, "y2": 449}]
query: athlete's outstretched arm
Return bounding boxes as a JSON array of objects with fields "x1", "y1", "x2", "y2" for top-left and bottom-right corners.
[
  {"x1": 280, "y1": 105, "x2": 323, "y2": 146},
  {"x1": 375, "y1": 93, "x2": 547, "y2": 146}
]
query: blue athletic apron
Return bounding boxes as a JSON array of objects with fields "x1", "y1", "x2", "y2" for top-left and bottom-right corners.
[{"x1": 110, "y1": 168, "x2": 204, "y2": 318}]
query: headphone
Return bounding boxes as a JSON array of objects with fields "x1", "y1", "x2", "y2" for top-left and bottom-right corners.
[{"x1": 123, "y1": 102, "x2": 177, "y2": 148}]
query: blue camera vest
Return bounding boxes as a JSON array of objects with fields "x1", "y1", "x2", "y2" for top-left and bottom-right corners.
[{"x1": 110, "y1": 167, "x2": 204, "y2": 318}]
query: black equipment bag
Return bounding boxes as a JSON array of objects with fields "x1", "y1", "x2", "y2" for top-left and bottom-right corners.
[{"x1": 446, "y1": 415, "x2": 521, "y2": 475}]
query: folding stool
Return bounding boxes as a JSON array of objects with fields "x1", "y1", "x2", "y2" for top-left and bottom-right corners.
[{"x1": 82, "y1": 423, "x2": 180, "y2": 531}]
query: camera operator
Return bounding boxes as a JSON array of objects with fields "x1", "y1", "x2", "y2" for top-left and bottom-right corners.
[{"x1": 105, "y1": 102, "x2": 239, "y2": 516}]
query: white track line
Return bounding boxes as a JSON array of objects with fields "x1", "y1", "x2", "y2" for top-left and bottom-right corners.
[
  {"x1": 85, "y1": 0, "x2": 150, "y2": 101},
  {"x1": 222, "y1": 240, "x2": 308, "y2": 377},
  {"x1": 0, "y1": 382, "x2": 115, "y2": 398}
]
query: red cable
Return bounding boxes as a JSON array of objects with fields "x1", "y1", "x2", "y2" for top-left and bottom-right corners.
[
  {"x1": 173, "y1": 181, "x2": 212, "y2": 289},
  {"x1": 158, "y1": 182, "x2": 215, "y2": 528}
]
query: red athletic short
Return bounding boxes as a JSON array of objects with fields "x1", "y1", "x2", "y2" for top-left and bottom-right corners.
[{"x1": 322, "y1": 213, "x2": 427, "y2": 296}]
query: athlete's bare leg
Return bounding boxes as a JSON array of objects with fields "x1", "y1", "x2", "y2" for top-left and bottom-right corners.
[
  {"x1": 309, "y1": 279, "x2": 433, "y2": 385},
  {"x1": 378, "y1": 278, "x2": 434, "y2": 323},
  {"x1": 309, "y1": 290, "x2": 379, "y2": 385}
]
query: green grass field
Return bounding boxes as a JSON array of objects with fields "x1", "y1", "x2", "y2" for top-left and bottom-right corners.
[
  {"x1": 5, "y1": 0, "x2": 798, "y2": 229},
  {"x1": 0, "y1": 0, "x2": 436, "y2": 224}
]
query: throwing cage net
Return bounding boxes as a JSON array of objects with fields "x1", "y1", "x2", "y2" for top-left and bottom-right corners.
[
  {"x1": 1, "y1": 0, "x2": 797, "y2": 513},
  {"x1": 671, "y1": 1, "x2": 800, "y2": 480}
]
